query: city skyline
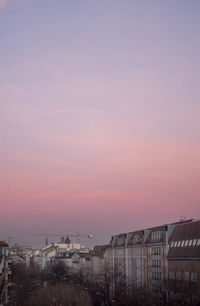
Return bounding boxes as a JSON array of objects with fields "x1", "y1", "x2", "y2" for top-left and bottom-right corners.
[{"x1": 1, "y1": 0, "x2": 200, "y2": 247}]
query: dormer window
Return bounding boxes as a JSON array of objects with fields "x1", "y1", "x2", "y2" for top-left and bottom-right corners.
[
  {"x1": 193, "y1": 239, "x2": 197, "y2": 246},
  {"x1": 117, "y1": 238, "x2": 124, "y2": 246},
  {"x1": 133, "y1": 235, "x2": 141, "y2": 243},
  {"x1": 188, "y1": 239, "x2": 193, "y2": 246},
  {"x1": 152, "y1": 231, "x2": 161, "y2": 241}
]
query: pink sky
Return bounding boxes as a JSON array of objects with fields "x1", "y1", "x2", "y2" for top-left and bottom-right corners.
[{"x1": 0, "y1": 0, "x2": 200, "y2": 247}]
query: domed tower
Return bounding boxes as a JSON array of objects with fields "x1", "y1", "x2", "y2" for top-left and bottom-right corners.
[{"x1": 65, "y1": 236, "x2": 70, "y2": 244}]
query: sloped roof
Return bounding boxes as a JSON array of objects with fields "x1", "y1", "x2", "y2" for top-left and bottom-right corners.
[
  {"x1": 127, "y1": 230, "x2": 144, "y2": 246},
  {"x1": 41, "y1": 246, "x2": 56, "y2": 254},
  {"x1": 113, "y1": 233, "x2": 126, "y2": 247},
  {"x1": 92, "y1": 245, "x2": 110, "y2": 257},
  {"x1": 168, "y1": 220, "x2": 200, "y2": 260},
  {"x1": 145, "y1": 225, "x2": 166, "y2": 245},
  {"x1": 169, "y1": 220, "x2": 200, "y2": 242}
]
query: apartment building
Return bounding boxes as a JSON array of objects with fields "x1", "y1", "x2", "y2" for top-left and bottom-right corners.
[
  {"x1": 54, "y1": 249, "x2": 91, "y2": 276},
  {"x1": 91, "y1": 245, "x2": 110, "y2": 276},
  {"x1": 167, "y1": 220, "x2": 200, "y2": 303},
  {"x1": 111, "y1": 233, "x2": 127, "y2": 278},
  {"x1": 0, "y1": 240, "x2": 9, "y2": 305},
  {"x1": 28, "y1": 240, "x2": 90, "y2": 277},
  {"x1": 127, "y1": 230, "x2": 148, "y2": 287},
  {"x1": 92, "y1": 219, "x2": 199, "y2": 303},
  {"x1": 145, "y1": 224, "x2": 170, "y2": 301}
]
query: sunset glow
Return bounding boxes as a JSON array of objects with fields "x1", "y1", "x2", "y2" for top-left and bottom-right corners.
[{"x1": 1, "y1": 0, "x2": 200, "y2": 246}]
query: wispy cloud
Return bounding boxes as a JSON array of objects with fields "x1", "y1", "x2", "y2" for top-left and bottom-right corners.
[
  {"x1": 54, "y1": 109, "x2": 74, "y2": 114},
  {"x1": 137, "y1": 120, "x2": 154, "y2": 128},
  {"x1": 0, "y1": 0, "x2": 28, "y2": 8},
  {"x1": 51, "y1": 176, "x2": 95, "y2": 181},
  {"x1": 31, "y1": 192, "x2": 58, "y2": 199},
  {"x1": 54, "y1": 108, "x2": 109, "y2": 115},
  {"x1": 72, "y1": 189, "x2": 152, "y2": 202}
]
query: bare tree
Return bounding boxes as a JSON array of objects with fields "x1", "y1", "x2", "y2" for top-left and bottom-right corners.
[{"x1": 27, "y1": 282, "x2": 93, "y2": 306}]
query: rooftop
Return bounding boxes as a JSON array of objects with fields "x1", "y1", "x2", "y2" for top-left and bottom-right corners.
[
  {"x1": 168, "y1": 220, "x2": 200, "y2": 260},
  {"x1": 92, "y1": 245, "x2": 110, "y2": 257}
]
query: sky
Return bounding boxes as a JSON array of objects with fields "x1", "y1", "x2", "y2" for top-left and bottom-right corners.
[{"x1": 0, "y1": 0, "x2": 200, "y2": 247}]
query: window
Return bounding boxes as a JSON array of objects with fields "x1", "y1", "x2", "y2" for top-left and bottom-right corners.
[
  {"x1": 184, "y1": 240, "x2": 189, "y2": 246},
  {"x1": 174, "y1": 241, "x2": 178, "y2": 247},
  {"x1": 183, "y1": 272, "x2": 190, "y2": 281},
  {"x1": 191, "y1": 272, "x2": 198, "y2": 281},
  {"x1": 177, "y1": 241, "x2": 181, "y2": 247},
  {"x1": 181, "y1": 240, "x2": 185, "y2": 246},
  {"x1": 171, "y1": 241, "x2": 174, "y2": 247},
  {"x1": 152, "y1": 231, "x2": 161, "y2": 241},
  {"x1": 117, "y1": 237, "x2": 124, "y2": 246},
  {"x1": 169, "y1": 271, "x2": 175, "y2": 280},
  {"x1": 188, "y1": 239, "x2": 193, "y2": 246},
  {"x1": 176, "y1": 271, "x2": 182, "y2": 280},
  {"x1": 133, "y1": 235, "x2": 141, "y2": 243},
  {"x1": 148, "y1": 247, "x2": 151, "y2": 254},
  {"x1": 197, "y1": 239, "x2": 200, "y2": 246},
  {"x1": 193, "y1": 239, "x2": 197, "y2": 246}
]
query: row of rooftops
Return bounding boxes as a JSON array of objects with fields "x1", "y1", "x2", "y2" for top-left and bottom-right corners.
[
  {"x1": 109, "y1": 219, "x2": 200, "y2": 247},
  {"x1": 92, "y1": 219, "x2": 200, "y2": 259}
]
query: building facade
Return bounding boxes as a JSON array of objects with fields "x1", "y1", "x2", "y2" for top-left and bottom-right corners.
[
  {"x1": 0, "y1": 240, "x2": 10, "y2": 305},
  {"x1": 168, "y1": 220, "x2": 200, "y2": 304},
  {"x1": 127, "y1": 230, "x2": 148, "y2": 287},
  {"x1": 92, "y1": 219, "x2": 200, "y2": 304}
]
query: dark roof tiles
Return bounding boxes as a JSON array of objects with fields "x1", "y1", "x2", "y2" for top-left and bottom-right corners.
[
  {"x1": 92, "y1": 245, "x2": 109, "y2": 257},
  {"x1": 168, "y1": 220, "x2": 200, "y2": 260},
  {"x1": 169, "y1": 220, "x2": 200, "y2": 242},
  {"x1": 127, "y1": 230, "x2": 144, "y2": 246}
]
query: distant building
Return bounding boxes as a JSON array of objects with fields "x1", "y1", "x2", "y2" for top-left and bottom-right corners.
[
  {"x1": 28, "y1": 240, "x2": 90, "y2": 273},
  {"x1": 91, "y1": 245, "x2": 110, "y2": 276}
]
